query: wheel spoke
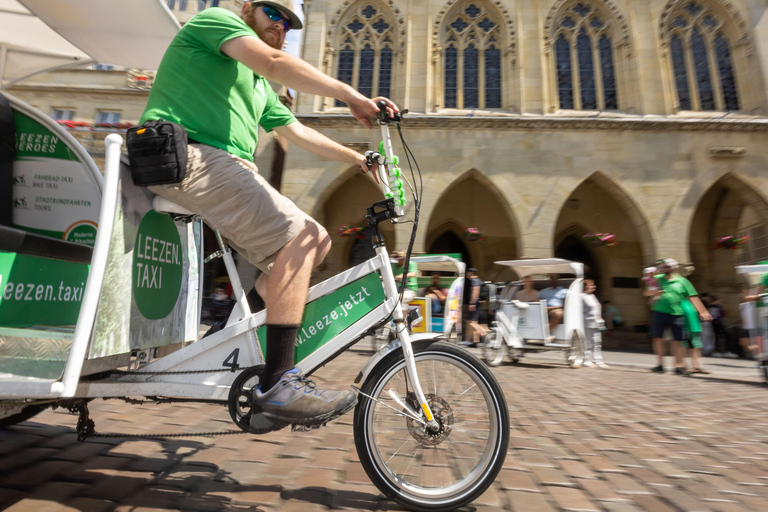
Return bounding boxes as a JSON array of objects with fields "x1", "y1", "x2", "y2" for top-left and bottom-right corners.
[{"x1": 356, "y1": 342, "x2": 508, "y2": 509}]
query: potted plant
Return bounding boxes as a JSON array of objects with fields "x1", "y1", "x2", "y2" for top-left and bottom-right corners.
[
  {"x1": 583, "y1": 232, "x2": 617, "y2": 247},
  {"x1": 337, "y1": 224, "x2": 366, "y2": 239},
  {"x1": 463, "y1": 227, "x2": 484, "y2": 242},
  {"x1": 711, "y1": 235, "x2": 749, "y2": 250}
]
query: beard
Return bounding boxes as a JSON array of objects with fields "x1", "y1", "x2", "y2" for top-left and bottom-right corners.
[{"x1": 243, "y1": 8, "x2": 284, "y2": 50}]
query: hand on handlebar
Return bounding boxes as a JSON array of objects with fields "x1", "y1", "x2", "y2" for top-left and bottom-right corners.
[
  {"x1": 346, "y1": 94, "x2": 399, "y2": 129},
  {"x1": 359, "y1": 153, "x2": 381, "y2": 184}
]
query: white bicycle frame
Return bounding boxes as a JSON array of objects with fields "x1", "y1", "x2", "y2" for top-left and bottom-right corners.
[{"x1": 9, "y1": 119, "x2": 441, "y2": 427}]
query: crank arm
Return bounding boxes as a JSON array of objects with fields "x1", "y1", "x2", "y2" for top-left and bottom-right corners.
[{"x1": 351, "y1": 386, "x2": 427, "y2": 426}]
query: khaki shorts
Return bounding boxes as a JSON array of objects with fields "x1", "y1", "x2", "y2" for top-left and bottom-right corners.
[{"x1": 149, "y1": 143, "x2": 319, "y2": 273}]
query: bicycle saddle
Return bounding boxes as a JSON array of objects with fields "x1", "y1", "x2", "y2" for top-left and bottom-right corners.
[{"x1": 152, "y1": 196, "x2": 194, "y2": 216}]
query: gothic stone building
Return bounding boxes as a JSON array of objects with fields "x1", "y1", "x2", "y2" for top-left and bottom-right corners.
[
  {"x1": 277, "y1": 0, "x2": 768, "y2": 329},
  {"x1": 7, "y1": 0, "x2": 768, "y2": 330}
]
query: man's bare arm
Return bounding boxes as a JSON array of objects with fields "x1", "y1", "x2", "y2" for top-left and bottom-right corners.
[
  {"x1": 274, "y1": 122, "x2": 380, "y2": 183},
  {"x1": 220, "y1": 35, "x2": 396, "y2": 128}
]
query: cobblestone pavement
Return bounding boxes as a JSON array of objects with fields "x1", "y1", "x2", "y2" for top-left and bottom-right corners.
[{"x1": 2, "y1": 345, "x2": 768, "y2": 512}]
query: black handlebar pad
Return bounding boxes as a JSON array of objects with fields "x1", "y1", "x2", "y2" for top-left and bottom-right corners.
[{"x1": 376, "y1": 100, "x2": 390, "y2": 123}]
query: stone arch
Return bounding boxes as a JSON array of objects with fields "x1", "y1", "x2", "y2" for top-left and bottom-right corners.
[
  {"x1": 688, "y1": 172, "x2": 768, "y2": 313},
  {"x1": 432, "y1": 0, "x2": 517, "y2": 63},
  {"x1": 310, "y1": 167, "x2": 396, "y2": 280},
  {"x1": 553, "y1": 171, "x2": 655, "y2": 327},
  {"x1": 425, "y1": 168, "x2": 521, "y2": 282},
  {"x1": 543, "y1": 0, "x2": 632, "y2": 53},
  {"x1": 556, "y1": 171, "x2": 656, "y2": 264}
]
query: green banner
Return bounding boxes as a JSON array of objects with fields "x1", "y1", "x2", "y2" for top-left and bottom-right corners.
[
  {"x1": 13, "y1": 110, "x2": 80, "y2": 162},
  {"x1": 0, "y1": 252, "x2": 90, "y2": 328},
  {"x1": 258, "y1": 272, "x2": 385, "y2": 363}
]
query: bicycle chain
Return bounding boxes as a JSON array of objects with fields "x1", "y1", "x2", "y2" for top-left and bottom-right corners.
[
  {"x1": 74, "y1": 365, "x2": 259, "y2": 441},
  {"x1": 107, "y1": 365, "x2": 256, "y2": 376}
]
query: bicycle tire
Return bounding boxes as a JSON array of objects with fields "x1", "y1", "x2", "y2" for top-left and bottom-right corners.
[
  {"x1": 565, "y1": 331, "x2": 584, "y2": 368},
  {"x1": 354, "y1": 340, "x2": 509, "y2": 511},
  {"x1": 482, "y1": 327, "x2": 505, "y2": 367}
]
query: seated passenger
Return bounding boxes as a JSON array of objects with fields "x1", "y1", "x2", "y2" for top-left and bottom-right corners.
[
  {"x1": 424, "y1": 273, "x2": 448, "y2": 315},
  {"x1": 515, "y1": 275, "x2": 539, "y2": 302},
  {"x1": 539, "y1": 273, "x2": 567, "y2": 341}
]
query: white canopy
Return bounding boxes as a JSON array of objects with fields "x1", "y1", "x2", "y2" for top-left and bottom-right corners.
[
  {"x1": 410, "y1": 255, "x2": 466, "y2": 276},
  {"x1": 494, "y1": 258, "x2": 585, "y2": 278},
  {"x1": 1, "y1": 0, "x2": 180, "y2": 88}
]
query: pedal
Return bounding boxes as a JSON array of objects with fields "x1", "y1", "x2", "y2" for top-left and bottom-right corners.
[
  {"x1": 291, "y1": 422, "x2": 326, "y2": 432},
  {"x1": 249, "y1": 412, "x2": 288, "y2": 435}
]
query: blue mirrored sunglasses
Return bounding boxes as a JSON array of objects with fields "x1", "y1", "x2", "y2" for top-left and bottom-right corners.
[{"x1": 262, "y1": 5, "x2": 291, "y2": 32}]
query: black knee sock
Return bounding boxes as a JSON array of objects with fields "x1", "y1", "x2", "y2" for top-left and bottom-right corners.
[{"x1": 263, "y1": 324, "x2": 298, "y2": 390}]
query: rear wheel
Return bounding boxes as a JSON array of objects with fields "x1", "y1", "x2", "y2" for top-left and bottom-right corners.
[
  {"x1": 354, "y1": 340, "x2": 509, "y2": 511},
  {"x1": 482, "y1": 327, "x2": 505, "y2": 367}
]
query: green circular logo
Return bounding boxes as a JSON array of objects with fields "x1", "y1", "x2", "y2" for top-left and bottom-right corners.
[
  {"x1": 65, "y1": 223, "x2": 97, "y2": 247},
  {"x1": 132, "y1": 210, "x2": 183, "y2": 319}
]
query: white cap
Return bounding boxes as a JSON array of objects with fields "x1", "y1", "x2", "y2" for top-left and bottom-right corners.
[{"x1": 662, "y1": 258, "x2": 679, "y2": 269}]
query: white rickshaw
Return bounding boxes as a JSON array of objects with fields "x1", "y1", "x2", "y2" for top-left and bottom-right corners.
[
  {"x1": 735, "y1": 264, "x2": 768, "y2": 384},
  {"x1": 483, "y1": 259, "x2": 586, "y2": 367}
]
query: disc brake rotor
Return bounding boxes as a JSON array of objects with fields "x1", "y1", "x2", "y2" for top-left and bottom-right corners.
[{"x1": 405, "y1": 394, "x2": 453, "y2": 446}]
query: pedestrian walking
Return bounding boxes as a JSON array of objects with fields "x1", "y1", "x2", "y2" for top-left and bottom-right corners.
[
  {"x1": 462, "y1": 268, "x2": 488, "y2": 348},
  {"x1": 647, "y1": 259, "x2": 711, "y2": 374},
  {"x1": 582, "y1": 279, "x2": 608, "y2": 368}
]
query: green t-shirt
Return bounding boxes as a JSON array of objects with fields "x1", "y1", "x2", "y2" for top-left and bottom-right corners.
[
  {"x1": 392, "y1": 261, "x2": 418, "y2": 292},
  {"x1": 651, "y1": 273, "x2": 698, "y2": 316},
  {"x1": 141, "y1": 8, "x2": 296, "y2": 161},
  {"x1": 761, "y1": 273, "x2": 768, "y2": 288}
]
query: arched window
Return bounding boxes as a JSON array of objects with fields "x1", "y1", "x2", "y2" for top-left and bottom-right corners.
[
  {"x1": 441, "y1": 2, "x2": 503, "y2": 109},
  {"x1": 666, "y1": 1, "x2": 740, "y2": 111},
  {"x1": 334, "y1": 2, "x2": 396, "y2": 107},
  {"x1": 552, "y1": 2, "x2": 619, "y2": 110}
]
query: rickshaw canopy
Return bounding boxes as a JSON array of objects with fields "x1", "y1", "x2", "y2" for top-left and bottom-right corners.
[
  {"x1": 409, "y1": 255, "x2": 465, "y2": 277},
  {"x1": 735, "y1": 264, "x2": 768, "y2": 286},
  {"x1": 494, "y1": 258, "x2": 584, "y2": 279},
  {"x1": 1, "y1": 0, "x2": 180, "y2": 88}
]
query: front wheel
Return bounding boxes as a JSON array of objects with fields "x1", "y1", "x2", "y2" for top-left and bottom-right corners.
[
  {"x1": 566, "y1": 331, "x2": 584, "y2": 368},
  {"x1": 482, "y1": 327, "x2": 505, "y2": 367},
  {"x1": 354, "y1": 341, "x2": 509, "y2": 511}
]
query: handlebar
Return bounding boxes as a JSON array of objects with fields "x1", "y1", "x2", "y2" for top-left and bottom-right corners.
[{"x1": 364, "y1": 100, "x2": 407, "y2": 218}]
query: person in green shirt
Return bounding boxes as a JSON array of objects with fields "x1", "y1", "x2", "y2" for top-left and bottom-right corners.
[
  {"x1": 141, "y1": 0, "x2": 398, "y2": 431},
  {"x1": 647, "y1": 259, "x2": 711, "y2": 375}
]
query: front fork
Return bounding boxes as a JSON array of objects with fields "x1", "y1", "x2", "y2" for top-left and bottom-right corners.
[{"x1": 374, "y1": 246, "x2": 440, "y2": 432}]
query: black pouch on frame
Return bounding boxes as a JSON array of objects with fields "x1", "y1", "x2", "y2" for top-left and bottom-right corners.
[{"x1": 126, "y1": 120, "x2": 188, "y2": 186}]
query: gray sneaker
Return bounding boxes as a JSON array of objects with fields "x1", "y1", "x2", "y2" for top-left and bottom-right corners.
[{"x1": 253, "y1": 368, "x2": 357, "y2": 427}]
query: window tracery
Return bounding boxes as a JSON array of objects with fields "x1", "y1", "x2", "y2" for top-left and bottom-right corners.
[
  {"x1": 333, "y1": 2, "x2": 396, "y2": 107},
  {"x1": 552, "y1": 2, "x2": 619, "y2": 110},
  {"x1": 665, "y1": 1, "x2": 740, "y2": 111},
  {"x1": 441, "y1": 2, "x2": 504, "y2": 109}
]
